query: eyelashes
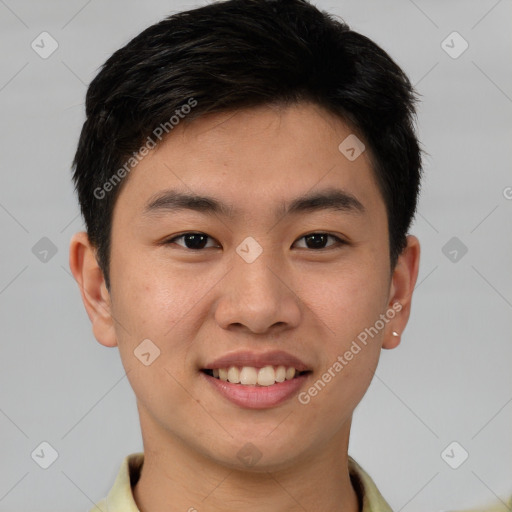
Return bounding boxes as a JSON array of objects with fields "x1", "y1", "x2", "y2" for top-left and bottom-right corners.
[{"x1": 163, "y1": 232, "x2": 347, "y2": 251}]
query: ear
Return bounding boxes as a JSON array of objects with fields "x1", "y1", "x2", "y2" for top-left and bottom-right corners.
[
  {"x1": 69, "y1": 231, "x2": 118, "y2": 347},
  {"x1": 382, "y1": 235, "x2": 420, "y2": 350}
]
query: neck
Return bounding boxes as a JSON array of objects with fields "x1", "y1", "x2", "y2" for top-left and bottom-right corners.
[{"x1": 133, "y1": 408, "x2": 360, "y2": 512}]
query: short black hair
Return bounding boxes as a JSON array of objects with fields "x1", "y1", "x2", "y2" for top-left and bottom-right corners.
[{"x1": 72, "y1": 0, "x2": 422, "y2": 291}]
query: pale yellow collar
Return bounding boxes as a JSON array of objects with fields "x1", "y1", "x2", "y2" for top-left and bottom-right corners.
[{"x1": 94, "y1": 452, "x2": 392, "y2": 512}]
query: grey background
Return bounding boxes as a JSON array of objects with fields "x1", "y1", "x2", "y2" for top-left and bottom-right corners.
[{"x1": 0, "y1": 0, "x2": 511, "y2": 511}]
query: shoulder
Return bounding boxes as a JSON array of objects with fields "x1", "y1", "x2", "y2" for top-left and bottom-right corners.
[
  {"x1": 87, "y1": 452, "x2": 144, "y2": 512},
  {"x1": 89, "y1": 497, "x2": 107, "y2": 511}
]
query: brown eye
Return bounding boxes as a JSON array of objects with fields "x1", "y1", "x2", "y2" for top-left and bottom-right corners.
[
  {"x1": 293, "y1": 233, "x2": 344, "y2": 250},
  {"x1": 166, "y1": 233, "x2": 219, "y2": 250}
]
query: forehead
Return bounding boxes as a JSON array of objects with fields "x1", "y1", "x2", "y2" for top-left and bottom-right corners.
[{"x1": 113, "y1": 102, "x2": 385, "y2": 224}]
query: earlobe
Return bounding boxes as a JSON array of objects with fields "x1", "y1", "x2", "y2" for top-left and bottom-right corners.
[
  {"x1": 382, "y1": 235, "x2": 421, "y2": 350},
  {"x1": 69, "y1": 231, "x2": 118, "y2": 347}
]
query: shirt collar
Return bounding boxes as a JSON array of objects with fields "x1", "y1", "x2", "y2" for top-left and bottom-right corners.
[
  {"x1": 96, "y1": 452, "x2": 392, "y2": 512},
  {"x1": 348, "y1": 456, "x2": 393, "y2": 512}
]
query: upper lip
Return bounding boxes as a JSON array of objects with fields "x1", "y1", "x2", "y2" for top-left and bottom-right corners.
[{"x1": 203, "y1": 350, "x2": 310, "y2": 372}]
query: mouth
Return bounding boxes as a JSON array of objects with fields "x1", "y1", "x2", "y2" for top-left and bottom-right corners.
[
  {"x1": 200, "y1": 350, "x2": 313, "y2": 409},
  {"x1": 201, "y1": 365, "x2": 311, "y2": 386}
]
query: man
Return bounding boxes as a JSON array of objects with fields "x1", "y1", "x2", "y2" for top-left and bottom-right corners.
[{"x1": 69, "y1": 0, "x2": 423, "y2": 510}]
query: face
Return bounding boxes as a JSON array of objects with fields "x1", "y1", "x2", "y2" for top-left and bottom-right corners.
[{"x1": 71, "y1": 102, "x2": 419, "y2": 471}]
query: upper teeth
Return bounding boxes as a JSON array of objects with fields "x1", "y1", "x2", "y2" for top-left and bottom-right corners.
[{"x1": 212, "y1": 365, "x2": 297, "y2": 386}]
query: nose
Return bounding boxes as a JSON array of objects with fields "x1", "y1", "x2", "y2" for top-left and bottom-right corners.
[{"x1": 214, "y1": 251, "x2": 302, "y2": 336}]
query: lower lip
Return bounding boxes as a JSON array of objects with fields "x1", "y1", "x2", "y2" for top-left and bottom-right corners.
[{"x1": 202, "y1": 372, "x2": 310, "y2": 409}]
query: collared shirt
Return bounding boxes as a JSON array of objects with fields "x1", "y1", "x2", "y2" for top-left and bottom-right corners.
[{"x1": 89, "y1": 452, "x2": 394, "y2": 512}]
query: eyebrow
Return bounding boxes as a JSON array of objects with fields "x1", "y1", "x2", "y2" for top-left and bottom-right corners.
[{"x1": 142, "y1": 187, "x2": 365, "y2": 220}]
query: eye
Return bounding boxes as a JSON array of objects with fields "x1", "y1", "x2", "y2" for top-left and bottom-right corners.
[
  {"x1": 165, "y1": 232, "x2": 220, "y2": 250},
  {"x1": 293, "y1": 233, "x2": 345, "y2": 250},
  {"x1": 163, "y1": 232, "x2": 346, "y2": 251}
]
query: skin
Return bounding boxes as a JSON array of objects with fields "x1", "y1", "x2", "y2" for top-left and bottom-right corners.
[{"x1": 70, "y1": 102, "x2": 420, "y2": 512}]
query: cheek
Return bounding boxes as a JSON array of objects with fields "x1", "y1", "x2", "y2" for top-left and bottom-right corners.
[
  {"x1": 302, "y1": 262, "x2": 389, "y2": 416},
  {"x1": 299, "y1": 261, "x2": 389, "y2": 402},
  {"x1": 301, "y1": 262, "x2": 390, "y2": 344},
  {"x1": 109, "y1": 254, "x2": 229, "y2": 384},
  {"x1": 111, "y1": 254, "x2": 202, "y2": 338},
  {"x1": 109, "y1": 261, "x2": 204, "y2": 415}
]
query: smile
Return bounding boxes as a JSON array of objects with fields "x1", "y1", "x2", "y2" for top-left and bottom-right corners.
[{"x1": 202, "y1": 365, "x2": 309, "y2": 386}]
